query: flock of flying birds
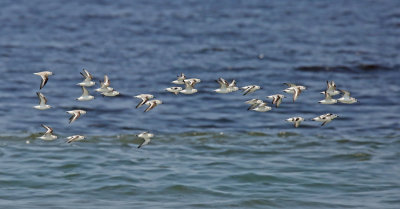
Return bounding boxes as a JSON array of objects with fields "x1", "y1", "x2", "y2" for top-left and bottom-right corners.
[{"x1": 33, "y1": 70, "x2": 358, "y2": 148}]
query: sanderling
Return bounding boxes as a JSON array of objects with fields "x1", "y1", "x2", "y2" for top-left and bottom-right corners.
[
  {"x1": 228, "y1": 80, "x2": 239, "y2": 92},
  {"x1": 245, "y1": 99, "x2": 263, "y2": 110},
  {"x1": 214, "y1": 78, "x2": 231, "y2": 94},
  {"x1": 67, "y1": 135, "x2": 85, "y2": 143},
  {"x1": 312, "y1": 113, "x2": 338, "y2": 126},
  {"x1": 144, "y1": 99, "x2": 162, "y2": 112},
  {"x1": 172, "y1": 73, "x2": 186, "y2": 85},
  {"x1": 67, "y1": 110, "x2": 86, "y2": 124},
  {"x1": 286, "y1": 117, "x2": 304, "y2": 128},
  {"x1": 77, "y1": 69, "x2": 95, "y2": 87},
  {"x1": 34, "y1": 71, "x2": 53, "y2": 89},
  {"x1": 266, "y1": 94, "x2": 286, "y2": 108},
  {"x1": 102, "y1": 90, "x2": 120, "y2": 97},
  {"x1": 250, "y1": 102, "x2": 271, "y2": 112},
  {"x1": 165, "y1": 87, "x2": 183, "y2": 95},
  {"x1": 180, "y1": 79, "x2": 199, "y2": 94},
  {"x1": 76, "y1": 86, "x2": 94, "y2": 101},
  {"x1": 338, "y1": 90, "x2": 358, "y2": 104},
  {"x1": 95, "y1": 75, "x2": 113, "y2": 93},
  {"x1": 33, "y1": 92, "x2": 52, "y2": 110},
  {"x1": 38, "y1": 124, "x2": 57, "y2": 140},
  {"x1": 319, "y1": 91, "x2": 337, "y2": 104},
  {"x1": 320, "y1": 81, "x2": 340, "y2": 96},
  {"x1": 135, "y1": 94, "x2": 154, "y2": 108},
  {"x1": 241, "y1": 85, "x2": 261, "y2": 95},
  {"x1": 283, "y1": 86, "x2": 303, "y2": 102},
  {"x1": 137, "y1": 132, "x2": 154, "y2": 148},
  {"x1": 283, "y1": 83, "x2": 307, "y2": 91}
]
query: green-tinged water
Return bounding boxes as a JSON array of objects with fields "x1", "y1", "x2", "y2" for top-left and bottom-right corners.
[{"x1": 1, "y1": 133, "x2": 399, "y2": 208}]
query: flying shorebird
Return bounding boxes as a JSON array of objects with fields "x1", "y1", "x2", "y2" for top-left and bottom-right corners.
[
  {"x1": 319, "y1": 91, "x2": 337, "y2": 104},
  {"x1": 283, "y1": 83, "x2": 307, "y2": 91},
  {"x1": 283, "y1": 86, "x2": 303, "y2": 102},
  {"x1": 38, "y1": 124, "x2": 57, "y2": 140},
  {"x1": 180, "y1": 79, "x2": 199, "y2": 94},
  {"x1": 250, "y1": 101, "x2": 271, "y2": 112},
  {"x1": 144, "y1": 99, "x2": 162, "y2": 112},
  {"x1": 228, "y1": 80, "x2": 239, "y2": 92},
  {"x1": 266, "y1": 94, "x2": 286, "y2": 108},
  {"x1": 214, "y1": 78, "x2": 231, "y2": 94},
  {"x1": 320, "y1": 81, "x2": 340, "y2": 96},
  {"x1": 172, "y1": 73, "x2": 186, "y2": 85},
  {"x1": 102, "y1": 90, "x2": 120, "y2": 97},
  {"x1": 34, "y1": 71, "x2": 53, "y2": 89},
  {"x1": 77, "y1": 69, "x2": 95, "y2": 87},
  {"x1": 312, "y1": 113, "x2": 338, "y2": 126},
  {"x1": 286, "y1": 117, "x2": 304, "y2": 128},
  {"x1": 76, "y1": 86, "x2": 94, "y2": 101},
  {"x1": 95, "y1": 75, "x2": 113, "y2": 93},
  {"x1": 66, "y1": 135, "x2": 85, "y2": 143},
  {"x1": 137, "y1": 132, "x2": 154, "y2": 148},
  {"x1": 337, "y1": 90, "x2": 358, "y2": 104},
  {"x1": 33, "y1": 92, "x2": 52, "y2": 110},
  {"x1": 165, "y1": 87, "x2": 183, "y2": 95},
  {"x1": 245, "y1": 99, "x2": 263, "y2": 110},
  {"x1": 66, "y1": 110, "x2": 86, "y2": 124},
  {"x1": 134, "y1": 94, "x2": 154, "y2": 108},
  {"x1": 241, "y1": 85, "x2": 261, "y2": 95}
]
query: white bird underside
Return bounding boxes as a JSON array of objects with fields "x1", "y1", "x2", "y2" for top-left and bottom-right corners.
[
  {"x1": 34, "y1": 92, "x2": 51, "y2": 110},
  {"x1": 67, "y1": 110, "x2": 86, "y2": 124},
  {"x1": 286, "y1": 117, "x2": 304, "y2": 128},
  {"x1": 135, "y1": 94, "x2": 154, "y2": 108},
  {"x1": 77, "y1": 86, "x2": 94, "y2": 101},
  {"x1": 319, "y1": 91, "x2": 337, "y2": 104},
  {"x1": 166, "y1": 87, "x2": 183, "y2": 95},
  {"x1": 38, "y1": 124, "x2": 57, "y2": 140},
  {"x1": 77, "y1": 69, "x2": 95, "y2": 87},
  {"x1": 67, "y1": 135, "x2": 85, "y2": 143},
  {"x1": 137, "y1": 132, "x2": 154, "y2": 148}
]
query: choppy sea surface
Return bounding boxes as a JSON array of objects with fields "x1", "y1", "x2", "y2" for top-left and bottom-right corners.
[{"x1": 0, "y1": 0, "x2": 399, "y2": 208}]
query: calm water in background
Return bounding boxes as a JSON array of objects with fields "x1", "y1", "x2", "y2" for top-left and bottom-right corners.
[{"x1": 0, "y1": 0, "x2": 399, "y2": 208}]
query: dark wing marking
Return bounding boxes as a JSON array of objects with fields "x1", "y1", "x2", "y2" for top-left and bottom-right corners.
[
  {"x1": 40, "y1": 75, "x2": 48, "y2": 89},
  {"x1": 69, "y1": 112, "x2": 80, "y2": 124}
]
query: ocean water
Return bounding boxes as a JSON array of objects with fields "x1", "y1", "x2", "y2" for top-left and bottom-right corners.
[{"x1": 0, "y1": 0, "x2": 399, "y2": 208}]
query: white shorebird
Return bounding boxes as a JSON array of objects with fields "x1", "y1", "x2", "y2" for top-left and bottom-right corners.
[
  {"x1": 266, "y1": 94, "x2": 286, "y2": 108},
  {"x1": 67, "y1": 135, "x2": 85, "y2": 143},
  {"x1": 95, "y1": 75, "x2": 113, "y2": 93},
  {"x1": 320, "y1": 81, "x2": 340, "y2": 96},
  {"x1": 137, "y1": 132, "x2": 154, "y2": 148},
  {"x1": 286, "y1": 117, "x2": 304, "y2": 128},
  {"x1": 33, "y1": 92, "x2": 51, "y2": 110},
  {"x1": 172, "y1": 73, "x2": 186, "y2": 85},
  {"x1": 34, "y1": 71, "x2": 53, "y2": 89},
  {"x1": 180, "y1": 79, "x2": 199, "y2": 94},
  {"x1": 102, "y1": 90, "x2": 120, "y2": 97},
  {"x1": 38, "y1": 124, "x2": 57, "y2": 140},
  {"x1": 165, "y1": 87, "x2": 183, "y2": 95},
  {"x1": 77, "y1": 69, "x2": 95, "y2": 87},
  {"x1": 283, "y1": 86, "x2": 303, "y2": 102},
  {"x1": 338, "y1": 90, "x2": 358, "y2": 104},
  {"x1": 250, "y1": 102, "x2": 271, "y2": 112},
  {"x1": 214, "y1": 78, "x2": 231, "y2": 94},
  {"x1": 319, "y1": 91, "x2": 337, "y2": 104},
  {"x1": 241, "y1": 85, "x2": 261, "y2": 95},
  {"x1": 245, "y1": 99, "x2": 263, "y2": 110},
  {"x1": 312, "y1": 113, "x2": 339, "y2": 126},
  {"x1": 283, "y1": 83, "x2": 307, "y2": 91},
  {"x1": 135, "y1": 94, "x2": 154, "y2": 108},
  {"x1": 67, "y1": 110, "x2": 86, "y2": 124},
  {"x1": 144, "y1": 99, "x2": 162, "y2": 112},
  {"x1": 76, "y1": 86, "x2": 94, "y2": 101},
  {"x1": 228, "y1": 80, "x2": 239, "y2": 92}
]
